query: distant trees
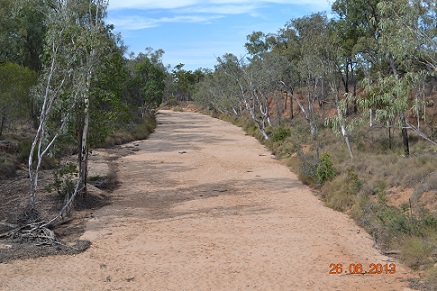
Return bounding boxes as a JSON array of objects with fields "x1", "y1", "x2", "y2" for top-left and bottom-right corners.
[
  {"x1": 193, "y1": 62, "x2": 239, "y2": 115},
  {"x1": 165, "y1": 64, "x2": 205, "y2": 102},
  {"x1": 0, "y1": 63, "x2": 36, "y2": 137},
  {"x1": 192, "y1": 1, "x2": 437, "y2": 157},
  {"x1": 0, "y1": 0, "x2": 46, "y2": 71},
  {"x1": 126, "y1": 49, "x2": 166, "y2": 116}
]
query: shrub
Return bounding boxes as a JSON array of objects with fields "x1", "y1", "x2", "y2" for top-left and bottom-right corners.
[
  {"x1": 46, "y1": 162, "x2": 78, "y2": 201},
  {"x1": 271, "y1": 126, "x2": 291, "y2": 142},
  {"x1": 316, "y1": 152, "x2": 336, "y2": 185},
  {"x1": 324, "y1": 167, "x2": 362, "y2": 211},
  {"x1": 165, "y1": 96, "x2": 179, "y2": 107},
  {"x1": 298, "y1": 150, "x2": 319, "y2": 186}
]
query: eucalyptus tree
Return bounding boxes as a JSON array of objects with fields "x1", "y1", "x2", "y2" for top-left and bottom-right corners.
[
  {"x1": 269, "y1": 25, "x2": 300, "y2": 120},
  {"x1": 215, "y1": 53, "x2": 273, "y2": 139},
  {"x1": 245, "y1": 31, "x2": 276, "y2": 61},
  {"x1": 88, "y1": 27, "x2": 130, "y2": 146},
  {"x1": 245, "y1": 31, "x2": 295, "y2": 124},
  {"x1": 248, "y1": 52, "x2": 291, "y2": 127},
  {"x1": 193, "y1": 66, "x2": 240, "y2": 115},
  {"x1": 360, "y1": 0, "x2": 437, "y2": 156},
  {"x1": 279, "y1": 13, "x2": 331, "y2": 137},
  {"x1": 27, "y1": 0, "x2": 109, "y2": 223},
  {"x1": 125, "y1": 49, "x2": 166, "y2": 118},
  {"x1": 324, "y1": 26, "x2": 355, "y2": 159},
  {"x1": 131, "y1": 55, "x2": 165, "y2": 116},
  {"x1": 331, "y1": 0, "x2": 382, "y2": 114}
]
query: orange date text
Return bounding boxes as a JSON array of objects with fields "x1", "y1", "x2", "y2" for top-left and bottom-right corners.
[{"x1": 329, "y1": 263, "x2": 397, "y2": 275}]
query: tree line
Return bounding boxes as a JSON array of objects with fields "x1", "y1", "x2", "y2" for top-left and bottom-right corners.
[{"x1": 193, "y1": 0, "x2": 437, "y2": 158}]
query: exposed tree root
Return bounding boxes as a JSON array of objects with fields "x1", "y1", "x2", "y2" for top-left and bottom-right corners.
[
  {"x1": 1, "y1": 208, "x2": 57, "y2": 246},
  {"x1": 0, "y1": 221, "x2": 57, "y2": 246}
]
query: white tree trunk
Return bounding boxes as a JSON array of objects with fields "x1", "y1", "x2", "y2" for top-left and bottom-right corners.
[{"x1": 335, "y1": 92, "x2": 354, "y2": 160}]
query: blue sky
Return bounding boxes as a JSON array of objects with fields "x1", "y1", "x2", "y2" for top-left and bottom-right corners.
[{"x1": 106, "y1": 0, "x2": 332, "y2": 71}]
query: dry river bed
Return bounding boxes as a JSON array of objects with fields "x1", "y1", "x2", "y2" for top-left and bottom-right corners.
[{"x1": 0, "y1": 110, "x2": 418, "y2": 290}]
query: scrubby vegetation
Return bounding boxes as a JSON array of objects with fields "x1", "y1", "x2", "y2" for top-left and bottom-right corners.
[{"x1": 204, "y1": 107, "x2": 437, "y2": 287}]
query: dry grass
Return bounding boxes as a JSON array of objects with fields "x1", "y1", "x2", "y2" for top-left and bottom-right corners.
[
  {"x1": 424, "y1": 265, "x2": 437, "y2": 289},
  {"x1": 0, "y1": 154, "x2": 17, "y2": 178},
  {"x1": 172, "y1": 106, "x2": 184, "y2": 112},
  {"x1": 97, "y1": 116, "x2": 156, "y2": 148},
  {"x1": 400, "y1": 237, "x2": 434, "y2": 270}
]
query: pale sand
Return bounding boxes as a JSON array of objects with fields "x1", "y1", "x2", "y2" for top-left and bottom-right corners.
[{"x1": 0, "y1": 110, "x2": 418, "y2": 290}]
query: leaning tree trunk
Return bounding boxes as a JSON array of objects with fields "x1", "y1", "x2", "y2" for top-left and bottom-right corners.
[{"x1": 79, "y1": 88, "x2": 90, "y2": 199}]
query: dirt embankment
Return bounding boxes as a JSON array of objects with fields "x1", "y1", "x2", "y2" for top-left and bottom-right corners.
[{"x1": 0, "y1": 110, "x2": 419, "y2": 290}]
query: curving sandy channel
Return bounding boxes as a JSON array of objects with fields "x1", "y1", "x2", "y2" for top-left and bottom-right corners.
[{"x1": 0, "y1": 110, "x2": 418, "y2": 290}]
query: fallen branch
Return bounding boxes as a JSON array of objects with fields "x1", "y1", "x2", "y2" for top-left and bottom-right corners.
[
  {"x1": 382, "y1": 250, "x2": 400, "y2": 255},
  {"x1": 0, "y1": 221, "x2": 57, "y2": 245}
]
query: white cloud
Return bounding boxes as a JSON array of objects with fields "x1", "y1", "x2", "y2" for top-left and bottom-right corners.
[
  {"x1": 109, "y1": 0, "x2": 198, "y2": 10},
  {"x1": 108, "y1": 0, "x2": 331, "y2": 11},
  {"x1": 161, "y1": 40, "x2": 248, "y2": 70},
  {"x1": 179, "y1": 4, "x2": 259, "y2": 15},
  {"x1": 110, "y1": 15, "x2": 224, "y2": 30}
]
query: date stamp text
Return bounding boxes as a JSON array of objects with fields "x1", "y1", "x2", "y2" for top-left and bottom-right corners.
[{"x1": 329, "y1": 263, "x2": 397, "y2": 275}]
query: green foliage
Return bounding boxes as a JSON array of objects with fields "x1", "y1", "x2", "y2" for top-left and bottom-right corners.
[
  {"x1": 46, "y1": 162, "x2": 78, "y2": 200},
  {"x1": 0, "y1": 62, "x2": 37, "y2": 136},
  {"x1": 0, "y1": 0, "x2": 46, "y2": 71},
  {"x1": 135, "y1": 58, "x2": 165, "y2": 108},
  {"x1": 316, "y1": 152, "x2": 336, "y2": 185},
  {"x1": 165, "y1": 95, "x2": 179, "y2": 107},
  {"x1": 170, "y1": 64, "x2": 205, "y2": 101},
  {"x1": 352, "y1": 196, "x2": 437, "y2": 259},
  {"x1": 88, "y1": 29, "x2": 130, "y2": 146},
  {"x1": 124, "y1": 50, "x2": 167, "y2": 119},
  {"x1": 96, "y1": 114, "x2": 156, "y2": 148},
  {"x1": 271, "y1": 126, "x2": 291, "y2": 142},
  {"x1": 245, "y1": 31, "x2": 272, "y2": 60}
]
